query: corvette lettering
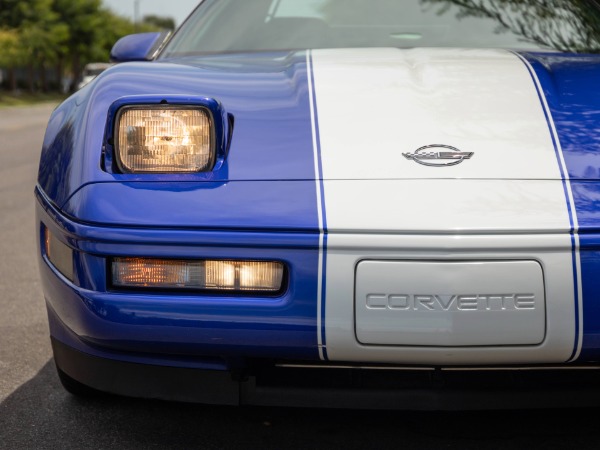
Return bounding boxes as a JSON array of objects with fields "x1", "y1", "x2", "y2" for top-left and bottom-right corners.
[{"x1": 366, "y1": 293, "x2": 536, "y2": 311}]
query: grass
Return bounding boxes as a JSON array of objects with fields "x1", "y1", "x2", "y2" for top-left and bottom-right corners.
[{"x1": 0, "y1": 91, "x2": 67, "y2": 108}]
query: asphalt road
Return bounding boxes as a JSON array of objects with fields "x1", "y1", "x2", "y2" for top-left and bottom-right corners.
[{"x1": 1, "y1": 104, "x2": 600, "y2": 449}]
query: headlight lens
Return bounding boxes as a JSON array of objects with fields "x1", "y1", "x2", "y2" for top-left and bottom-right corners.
[{"x1": 115, "y1": 107, "x2": 213, "y2": 173}]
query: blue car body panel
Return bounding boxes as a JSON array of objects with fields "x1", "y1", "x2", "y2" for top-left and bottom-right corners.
[
  {"x1": 519, "y1": 52, "x2": 600, "y2": 360},
  {"x1": 61, "y1": 181, "x2": 320, "y2": 230}
]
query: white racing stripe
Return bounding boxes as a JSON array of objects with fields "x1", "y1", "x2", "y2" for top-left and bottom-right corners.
[
  {"x1": 312, "y1": 47, "x2": 564, "y2": 182},
  {"x1": 511, "y1": 52, "x2": 583, "y2": 362},
  {"x1": 309, "y1": 48, "x2": 577, "y2": 364},
  {"x1": 306, "y1": 51, "x2": 326, "y2": 360}
]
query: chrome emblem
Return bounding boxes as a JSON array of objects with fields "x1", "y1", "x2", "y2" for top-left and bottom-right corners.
[{"x1": 403, "y1": 144, "x2": 474, "y2": 167}]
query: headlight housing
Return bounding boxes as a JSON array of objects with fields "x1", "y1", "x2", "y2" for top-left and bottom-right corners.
[{"x1": 114, "y1": 106, "x2": 215, "y2": 173}]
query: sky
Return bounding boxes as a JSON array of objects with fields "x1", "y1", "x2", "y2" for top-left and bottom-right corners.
[{"x1": 102, "y1": 0, "x2": 200, "y2": 27}]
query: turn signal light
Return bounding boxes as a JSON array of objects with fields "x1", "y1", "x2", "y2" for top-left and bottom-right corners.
[
  {"x1": 44, "y1": 228, "x2": 74, "y2": 282},
  {"x1": 111, "y1": 258, "x2": 285, "y2": 294}
]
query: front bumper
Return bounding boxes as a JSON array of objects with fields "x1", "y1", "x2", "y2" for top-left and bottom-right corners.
[
  {"x1": 37, "y1": 181, "x2": 586, "y2": 374},
  {"x1": 37, "y1": 184, "x2": 600, "y2": 406},
  {"x1": 53, "y1": 337, "x2": 600, "y2": 409}
]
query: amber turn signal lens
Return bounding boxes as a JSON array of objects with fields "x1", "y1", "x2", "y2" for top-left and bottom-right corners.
[
  {"x1": 111, "y1": 258, "x2": 284, "y2": 293},
  {"x1": 44, "y1": 228, "x2": 74, "y2": 282}
]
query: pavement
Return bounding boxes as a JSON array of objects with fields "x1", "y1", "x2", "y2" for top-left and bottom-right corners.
[
  {"x1": 0, "y1": 104, "x2": 55, "y2": 403},
  {"x1": 1, "y1": 104, "x2": 600, "y2": 449}
]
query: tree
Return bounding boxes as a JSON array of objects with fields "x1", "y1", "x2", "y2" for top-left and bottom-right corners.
[
  {"x1": 15, "y1": 0, "x2": 68, "y2": 92},
  {"x1": 0, "y1": 28, "x2": 24, "y2": 91},
  {"x1": 0, "y1": 0, "x2": 173, "y2": 93},
  {"x1": 143, "y1": 14, "x2": 176, "y2": 31},
  {"x1": 52, "y1": 0, "x2": 107, "y2": 91},
  {"x1": 0, "y1": 0, "x2": 32, "y2": 28},
  {"x1": 52, "y1": 1, "x2": 167, "y2": 91}
]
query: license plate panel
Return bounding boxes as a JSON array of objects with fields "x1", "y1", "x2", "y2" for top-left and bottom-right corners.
[{"x1": 355, "y1": 260, "x2": 546, "y2": 347}]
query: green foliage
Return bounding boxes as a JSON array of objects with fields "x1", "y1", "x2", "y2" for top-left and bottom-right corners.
[
  {"x1": 0, "y1": 0, "x2": 34, "y2": 28},
  {"x1": 53, "y1": 0, "x2": 104, "y2": 59},
  {"x1": 0, "y1": 0, "x2": 67, "y2": 64},
  {"x1": 0, "y1": 0, "x2": 172, "y2": 91},
  {"x1": 0, "y1": 28, "x2": 22, "y2": 67},
  {"x1": 143, "y1": 14, "x2": 176, "y2": 31}
]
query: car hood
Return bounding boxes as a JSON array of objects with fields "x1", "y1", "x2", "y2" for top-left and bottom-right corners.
[{"x1": 146, "y1": 48, "x2": 600, "y2": 181}]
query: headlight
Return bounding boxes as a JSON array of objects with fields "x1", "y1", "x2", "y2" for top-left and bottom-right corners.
[{"x1": 115, "y1": 106, "x2": 214, "y2": 173}]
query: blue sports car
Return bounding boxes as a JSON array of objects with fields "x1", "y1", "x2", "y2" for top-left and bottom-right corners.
[{"x1": 37, "y1": 0, "x2": 600, "y2": 408}]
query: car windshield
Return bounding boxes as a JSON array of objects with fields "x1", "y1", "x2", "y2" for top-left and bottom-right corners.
[{"x1": 161, "y1": 0, "x2": 600, "y2": 57}]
